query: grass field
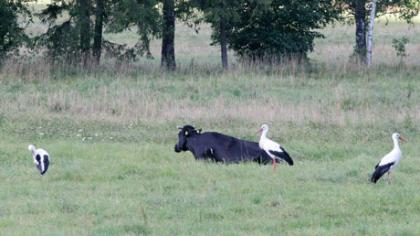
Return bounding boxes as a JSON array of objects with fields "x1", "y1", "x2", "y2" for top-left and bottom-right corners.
[{"x1": 1, "y1": 11, "x2": 420, "y2": 235}]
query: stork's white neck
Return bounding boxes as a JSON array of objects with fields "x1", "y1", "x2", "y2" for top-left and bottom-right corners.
[
  {"x1": 392, "y1": 137, "x2": 400, "y2": 151},
  {"x1": 260, "y1": 129, "x2": 269, "y2": 141},
  {"x1": 28, "y1": 145, "x2": 36, "y2": 156}
]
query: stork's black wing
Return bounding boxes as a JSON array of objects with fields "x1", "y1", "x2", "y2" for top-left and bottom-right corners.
[
  {"x1": 370, "y1": 162, "x2": 394, "y2": 183},
  {"x1": 269, "y1": 147, "x2": 294, "y2": 166}
]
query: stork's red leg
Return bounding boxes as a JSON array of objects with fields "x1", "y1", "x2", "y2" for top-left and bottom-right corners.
[{"x1": 387, "y1": 172, "x2": 391, "y2": 184}]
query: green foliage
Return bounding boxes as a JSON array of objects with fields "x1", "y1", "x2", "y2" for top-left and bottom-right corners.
[
  {"x1": 175, "y1": 0, "x2": 202, "y2": 30},
  {"x1": 337, "y1": 0, "x2": 419, "y2": 60},
  {"x1": 376, "y1": 0, "x2": 420, "y2": 22},
  {"x1": 107, "y1": 0, "x2": 161, "y2": 57},
  {"x1": 227, "y1": 0, "x2": 340, "y2": 61},
  {"x1": 188, "y1": 0, "x2": 339, "y2": 63},
  {"x1": 191, "y1": 0, "x2": 240, "y2": 39},
  {"x1": 392, "y1": 36, "x2": 409, "y2": 63},
  {"x1": 36, "y1": 0, "x2": 149, "y2": 64},
  {"x1": 0, "y1": 0, "x2": 31, "y2": 63},
  {"x1": 37, "y1": 20, "x2": 80, "y2": 64},
  {"x1": 36, "y1": 0, "x2": 89, "y2": 63},
  {"x1": 338, "y1": 0, "x2": 420, "y2": 21}
]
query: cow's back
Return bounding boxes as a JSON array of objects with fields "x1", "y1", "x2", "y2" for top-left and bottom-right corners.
[{"x1": 197, "y1": 132, "x2": 268, "y2": 163}]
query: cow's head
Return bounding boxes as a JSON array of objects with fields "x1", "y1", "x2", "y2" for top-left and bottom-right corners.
[{"x1": 174, "y1": 125, "x2": 202, "y2": 152}]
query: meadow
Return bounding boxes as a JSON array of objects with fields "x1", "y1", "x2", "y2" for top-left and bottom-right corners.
[{"x1": 1, "y1": 14, "x2": 420, "y2": 235}]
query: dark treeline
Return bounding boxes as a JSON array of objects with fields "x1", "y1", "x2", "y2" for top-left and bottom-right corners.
[{"x1": 0, "y1": 0, "x2": 419, "y2": 70}]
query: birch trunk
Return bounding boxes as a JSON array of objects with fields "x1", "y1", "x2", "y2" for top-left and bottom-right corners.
[{"x1": 367, "y1": 0, "x2": 377, "y2": 67}]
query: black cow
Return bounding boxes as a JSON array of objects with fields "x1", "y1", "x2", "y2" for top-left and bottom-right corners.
[{"x1": 174, "y1": 125, "x2": 279, "y2": 164}]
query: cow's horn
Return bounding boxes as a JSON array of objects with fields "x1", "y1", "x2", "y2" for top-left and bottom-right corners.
[{"x1": 177, "y1": 126, "x2": 182, "y2": 130}]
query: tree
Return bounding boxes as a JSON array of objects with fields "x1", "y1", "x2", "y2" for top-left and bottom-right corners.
[
  {"x1": 0, "y1": 0, "x2": 30, "y2": 63},
  {"x1": 161, "y1": 0, "x2": 176, "y2": 70},
  {"x1": 38, "y1": 0, "x2": 113, "y2": 66},
  {"x1": 38, "y1": 0, "x2": 91, "y2": 65},
  {"x1": 392, "y1": 36, "x2": 409, "y2": 65},
  {"x1": 78, "y1": 0, "x2": 92, "y2": 67},
  {"x1": 366, "y1": 0, "x2": 377, "y2": 66},
  {"x1": 108, "y1": 0, "x2": 161, "y2": 59},
  {"x1": 93, "y1": 0, "x2": 105, "y2": 65},
  {"x1": 338, "y1": 0, "x2": 420, "y2": 64},
  {"x1": 354, "y1": 1, "x2": 367, "y2": 63},
  {"x1": 192, "y1": 0, "x2": 240, "y2": 69},
  {"x1": 219, "y1": 13, "x2": 227, "y2": 69},
  {"x1": 227, "y1": 0, "x2": 339, "y2": 62}
]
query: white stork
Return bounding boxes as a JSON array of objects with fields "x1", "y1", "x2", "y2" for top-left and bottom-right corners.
[
  {"x1": 371, "y1": 133, "x2": 406, "y2": 184},
  {"x1": 28, "y1": 144, "x2": 50, "y2": 175},
  {"x1": 257, "y1": 124, "x2": 294, "y2": 169}
]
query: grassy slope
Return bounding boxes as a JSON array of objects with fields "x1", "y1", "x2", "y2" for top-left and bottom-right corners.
[{"x1": 2, "y1": 12, "x2": 420, "y2": 236}]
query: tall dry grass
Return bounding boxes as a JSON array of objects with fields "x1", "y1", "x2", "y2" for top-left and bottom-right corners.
[
  {"x1": 1, "y1": 60, "x2": 419, "y2": 134},
  {"x1": 1, "y1": 20, "x2": 419, "y2": 140}
]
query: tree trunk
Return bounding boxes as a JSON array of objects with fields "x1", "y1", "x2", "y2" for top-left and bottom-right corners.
[
  {"x1": 354, "y1": 0, "x2": 367, "y2": 64},
  {"x1": 93, "y1": 0, "x2": 104, "y2": 66},
  {"x1": 78, "y1": 0, "x2": 91, "y2": 67},
  {"x1": 366, "y1": 0, "x2": 377, "y2": 67},
  {"x1": 220, "y1": 17, "x2": 228, "y2": 70},
  {"x1": 161, "y1": 0, "x2": 176, "y2": 71},
  {"x1": 0, "y1": 35, "x2": 4, "y2": 63}
]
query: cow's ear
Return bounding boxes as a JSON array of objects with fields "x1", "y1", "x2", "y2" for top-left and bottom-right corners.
[
  {"x1": 197, "y1": 128, "x2": 202, "y2": 134},
  {"x1": 184, "y1": 130, "x2": 189, "y2": 136}
]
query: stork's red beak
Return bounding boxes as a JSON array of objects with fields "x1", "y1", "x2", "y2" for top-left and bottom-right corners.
[
  {"x1": 399, "y1": 135, "x2": 407, "y2": 142},
  {"x1": 256, "y1": 128, "x2": 263, "y2": 134}
]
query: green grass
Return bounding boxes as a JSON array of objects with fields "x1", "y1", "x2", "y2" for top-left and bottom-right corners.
[
  {"x1": 2, "y1": 135, "x2": 420, "y2": 235},
  {"x1": 1, "y1": 71, "x2": 420, "y2": 235},
  {"x1": 2, "y1": 8, "x2": 420, "y2": 235}
]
